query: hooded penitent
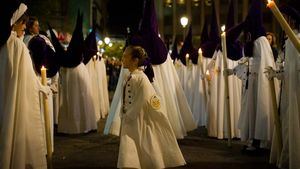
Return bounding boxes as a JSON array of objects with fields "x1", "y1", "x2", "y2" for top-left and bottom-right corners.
[
  {"x1": 179, "y1": 25, "x2": 198, "y2": 65},
  {"x1": 49, "y1": 11, "x2": 84, "y2": 68}
]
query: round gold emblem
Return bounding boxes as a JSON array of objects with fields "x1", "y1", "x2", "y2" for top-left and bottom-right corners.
[{"x1": 150, "y1": 95, "x2": 161, "y2": 110}]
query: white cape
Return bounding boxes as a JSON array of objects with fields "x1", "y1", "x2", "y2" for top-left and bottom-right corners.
[
  {"x1": 0, "y1": 33, "x2": 47, "y2": 169},
  {"x1": 117, "y1": 70, "x2": 185, "y2": 169},
  {"x1": 104, "y1": 55, "x2": 196, "y2": 138}
]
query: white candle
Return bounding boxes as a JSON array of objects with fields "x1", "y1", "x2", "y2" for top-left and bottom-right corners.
[
  {"x1": 41, "y1": 65, "x2": 47, "y2": 85},
  {"x1": 267, "y1": 0, "x2": 300, "y2": 53},
  {"x1": 40, "y1": 65, "x2": 53, "y2": 168},
  {"x1": 198, "y1": 48, "x2": 203, "y2": 64},
  {"x1": 185, "y1": 53, "x2": 190, "y2": 66},
  {"x1": 221, "y1": 25, "x2": 232, "y2": 147}
]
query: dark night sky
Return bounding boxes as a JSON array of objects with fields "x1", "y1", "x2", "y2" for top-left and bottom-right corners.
[{"x1": 107, "y1": 0, "x2": 144, "y2": 36}]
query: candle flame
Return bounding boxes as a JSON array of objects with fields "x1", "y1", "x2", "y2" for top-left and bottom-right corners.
[
  {"x1": 206, "y1": 70, "x2": 210, "y2": 75},
  {"x1": 186, "y1": 54, "x2": 189, "y2": 58},
  {"x1": 221, "y1": 25, "x2": 226, "y2": 32},
  {"x1": 41, "y1": 65, "x2": 45, "y2": 69},
  {"x1": 93, "y1": 55, "x2": 97, "y2": 60},
  {"x1": 198, "y1": 48, "x2": 202, "y2": 53}
]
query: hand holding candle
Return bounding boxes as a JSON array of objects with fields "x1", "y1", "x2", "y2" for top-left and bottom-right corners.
[{"x1": 221, "y1": 25, "x2": 232, "y2": 147}]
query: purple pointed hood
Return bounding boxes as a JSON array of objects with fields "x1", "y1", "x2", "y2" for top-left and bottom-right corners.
[
  {"x1": 243, "y1": 0, "x2": 266, "y2": 57},
  {"x1": 83, "y1": 29, "x2": 97, "y2": 64},
  {"x1": 137, "y1": 0, "x2": 168, "y2": 65},
  {"x1": 49, "y1": 10, "x2": 84, "y2": 68},
  {"x1": 225, "y1": 0, "x2": 244, "y2": 61},
  {"x1": 200, "y1": 19, "x2": 209, "y2": 46},
  {"x1": 201, "y1": 2, "x2": 220, "y2": 58},
  {"x1": 179, "y1": 25, "x2": 198, "y2": 65},
  {"x1": 171, "y1": 37, "x2": 179, "y2": 60},
  {"x1": 280, "y1": 4, "x2": 300, "y2": 26}
]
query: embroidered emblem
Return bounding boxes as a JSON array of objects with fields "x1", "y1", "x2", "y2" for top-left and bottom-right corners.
[{"x1": 150, "y1": 95, "x2": 161, "y2": 110}]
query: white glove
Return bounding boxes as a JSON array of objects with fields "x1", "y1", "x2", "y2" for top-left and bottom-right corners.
[
  {"x1": 264, "y1": 66, "x2": 284, "y2": 80},
  {"x1": 223, "y1": 68, "x2": 234, "y2": 76},
  {"x1": 39, "y1": 85, "x2": 52, "y2": 98},
  {"x1": 50, "y1": 83, "x2": 58, "y2": 94},
  {"x1": 238, "y1": 57, "x2": 249, "y2": 65}
]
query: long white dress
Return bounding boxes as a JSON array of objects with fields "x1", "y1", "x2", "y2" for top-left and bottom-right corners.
[
  {"x1": 58, "y1": 63, "x2": 97, "y2": 134},
  {"x1": 0, "y1": 32, "x2": 47, "y2": 169},
  {"x1": 105, "y1": 55, "x2": 197, "y2": 139},
  {"x1": 117, "y1": 70, "x2": 186, "y2": 169}
]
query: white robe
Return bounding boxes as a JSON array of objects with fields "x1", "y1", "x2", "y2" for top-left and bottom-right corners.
[
  {"x1": 191, "y1": 62, "x2": 208, "y2": 127},
  {"x1": 58, "y1": 63, "x2": 97, "y2": 134},
  {"x1": 104, "y1": 55, "x2": 197, "y2": 139},
  {"x1": 117, "y1": 70, "x2": 186, "y2": 169},
  {"x1": 0, "y1": 32, "x2": 47, "y2": 169},
  {"x1": 238, "y1": 36, "x2": 279, "y2": 144},
  {"x1": 207, "y1": 51, "x2": 242, "y2": 139},
  {"x1": 96, "y1": 58, "x2": 110, "y2": 118},
  {"x1": 270, "y1": 32, "x2": 300, "y2": 169},
  {"x1": 86, "y1": 59, "x2": 102, "y2": 121}
]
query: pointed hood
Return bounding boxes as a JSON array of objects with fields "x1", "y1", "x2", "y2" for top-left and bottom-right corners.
[
  {"x1": 225, "y1": 0, "x2": 235, "y2": 30},
  {"x1": 224, "y1": 0, "x2": 244, "y2": 61},
  {"x1": 28, "y1": 35, "x2": 60, "y2": 77},
  {"x1": 83, "y1": 29, "x2": 97, "y2": 64},
  {"x1": 201, "y1": 2, "x2": 220, "y2": 58},
  {"x1": 49, "y1": 11, "x2": 84, "y2": 68},
  {"x1": 244, "y1": 0, "x2": 266, "y2": 41},
  {"x1": 137, "y1": 0, "x2": 168, "y2": 65},
  {"x1": 0, "y1": 0, "x2": 21, "y2": 47},
  {"x1": 226, "y1": 22, "x2": 245, "y2": 60},
  {"x1": 243, "y1": 0, "x2": 266, "y2": 57},
  {"x1": 179, "y1": 25, "x2": 198, "y2": 65},
  {"x1": 200, "y1": 19, "x2": 209, "y2": 46},
  {"x1": 280, "y1": 4, "x2": 300, "y2": 26},
  {"x1": 171, "y1": 36, "x2": 179, "y2": 60}
]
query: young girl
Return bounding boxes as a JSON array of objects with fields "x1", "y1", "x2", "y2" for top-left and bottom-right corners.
[{"x1": 118, "y1": 45, "x2": 186, "y2": 169}]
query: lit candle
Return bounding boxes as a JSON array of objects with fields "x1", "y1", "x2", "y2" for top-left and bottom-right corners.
[
  {"x1": 198, "y1": 48, "x2": 208, "y2": 104},
  {"x1": 221, "y1": 25, "x2": 232, "y2": 147},
  {"x1": 198, "y1": 48, "x2": 203, "y2": 64},
  {"x1": 185, "y1": 53, "x2": 190, "y2": 66},
  {"x1": 267, "y1": 0, "x2": 300, "y2": 53},
  {"x1": 40, "y1": 65, "x2": 53, "y2": 168},
  {"x1": 41, "y1": 65, "x2": 47, "y2": 85},
  {"x1": 221, "y1": 25, "x2": 228, "y2": 62}
]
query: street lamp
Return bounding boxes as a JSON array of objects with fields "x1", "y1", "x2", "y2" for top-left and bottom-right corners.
[
  {"x1": 104, "y1": 37, "x2": 110, "y2": 44},
  {"x1": 180, "y1": 16, "x2": 189, "y2": 39},
  {"x1": 180, "y1": 16, "x2": 189, "y2": 28},
  {"x1": 98, "y1": 40, "x2": 103, "y2": 46}
]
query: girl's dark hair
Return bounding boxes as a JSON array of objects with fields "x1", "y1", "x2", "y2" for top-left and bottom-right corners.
[
  {"x1": 127, "y1": 45, "x2": 148, "y2": 66},
  {"x1": 25, "y1": 16, "x2": 38, "y2": 34},
  {"x1": 26, "y1": 16, "x2": 38, "y2": 29}
]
